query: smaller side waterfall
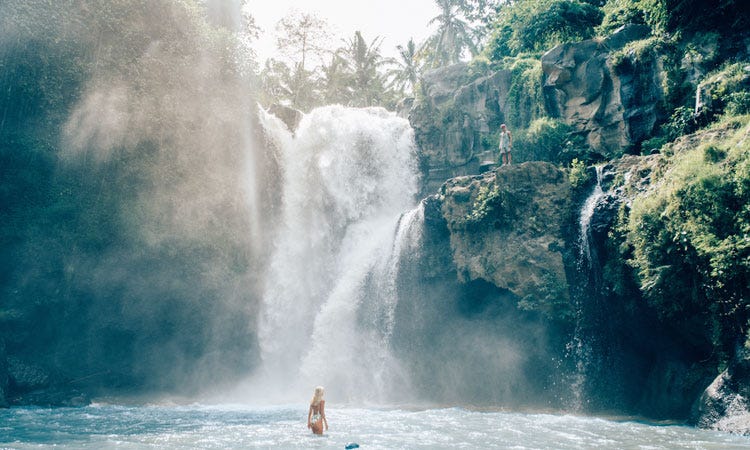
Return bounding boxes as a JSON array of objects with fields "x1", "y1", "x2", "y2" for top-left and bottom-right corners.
[
  {"x1": 579, "y1": 165, "x2": 605, "y2": 269},
  {"x1": 568, "y1": 165, "x2": 605, "y2": 410}
]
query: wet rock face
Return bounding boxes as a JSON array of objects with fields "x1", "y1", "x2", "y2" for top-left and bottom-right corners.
[
  {"x1": 542, "y1": 25, "x2": 661, "y2": 157},
  {"x1": 0, "y1": 340, "x2": 7, "y2": 407},
  {"x1": 409, "y1": 63, "x2": 513, "y2": 196},
  {"x1": 267, "y1": 104, "x2": 303, "y2": 133},
  {"x1": 694, "y1": 343, "x2": 750, "y2": 434},
  {"x1": 436, "y1": 162, "x2": 573, "y2": 314},
  {"x1": 7, "y1": 357, "x2": 50, "y2": 393}
]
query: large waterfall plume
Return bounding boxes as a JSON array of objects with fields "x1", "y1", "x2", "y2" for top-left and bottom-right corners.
[{"x1": 251, "y1": 105, "x2": 422, "y2": 404}]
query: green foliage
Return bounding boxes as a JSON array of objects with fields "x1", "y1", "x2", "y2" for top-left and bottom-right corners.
[
  {"x1": 610, "y1": 37, "x2": 660, "y2": 75},
  {"x1": 600, "y1": 0, "x2": 749, "y2": 38},
  {"x1": 260, "y1": 26, "x2": 401, "y2": 110},
  {"x1": 505, "y1": 58, "x2": 545, "y2": 129},
  {"x1": 485, "y1": 0, "x2": 603, "y2": 59},
  {"x1": 698, "y1": 62, "x2": 750, "y2": 120},
  {"x1": 647, "y1": 0, "x2": 749, "y2": 35},
  {"x1": 389, "y1": 38, "x2": 422, "y2": 96},
  {"x1": 512, "y1": 117, "x2": 586, "y2": 164},
  {"x1": 338, "y1": 31, "x2": 392, "y2": 107},
  {"x1": 464, "y1": 183, "x2": 516, "y2": 228},
  {"x1": 640, "y1": 136, "x2": 669, "y2": 154},
  {"x1": 664, "y1": 106, "x2": 699, "y2": 141},
  {"x1": 568, "y1": 158, "x2": 592, "y2": 189},
  {"x1": 727, "y1": 92, "x2": 750, "y2": 116},
  {"x1": 624, "y1": 120, "x2": 750, "y2": 353},
  {"x1": 597, "y1": 0, "x2": 646, "y2": 34}
]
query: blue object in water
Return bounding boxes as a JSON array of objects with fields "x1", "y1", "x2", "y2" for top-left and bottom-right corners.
[{"x1": 345, "y1": 444, "x2": 360, "y2": 449}]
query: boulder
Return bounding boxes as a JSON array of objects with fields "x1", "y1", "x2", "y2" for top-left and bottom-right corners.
[
  {"x1": 267, "y1": 103, "x2": 303, "y2": 133},
  {"x1": 693, "y1": 342, "x2": 750, "y2": 434},
  {"x1": 7, "y1": 356, "x2": 50, "y2": 393},
  {"x1": 542, "y1": 24, "x2": 662, "y2": 157}
]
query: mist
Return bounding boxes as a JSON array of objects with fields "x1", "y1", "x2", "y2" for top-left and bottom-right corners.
[
  {"x1": 0, "y1": 0, "x2": 269, "y2": 397},
  {"x1": 1, "y1": 0, "x2": 571, "y2": 409}
]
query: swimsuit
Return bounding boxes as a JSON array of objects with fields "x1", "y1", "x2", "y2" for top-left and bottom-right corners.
[{"x1": 311, "y1": 413, "x2": 322, "y2": 424}]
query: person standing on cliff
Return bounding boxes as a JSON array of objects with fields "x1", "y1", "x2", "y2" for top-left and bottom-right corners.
[{"x1": 498, "y1": 123, "x2": 512, "y2": 165}]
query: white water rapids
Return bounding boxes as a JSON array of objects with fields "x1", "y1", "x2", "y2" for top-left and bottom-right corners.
[{"x1": 252, "y1": 105, "x2": 422, "y2": 404}]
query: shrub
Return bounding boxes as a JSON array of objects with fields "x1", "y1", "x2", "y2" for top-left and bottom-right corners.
[
  {"x1": 597, "y1": 0, "x2": 647, "y2": 35},
  {"x1": 464, "y1": 184, "x2": 518, "y2": 230},
  {"x1": 513, "y1": 117, "x2": 586, "y2": 164},
  {"x1": 505, "y1": 58, "x2": 545, "y2": 129},
  {"x1": 726, "y1": 91, "x2": 750, "y2": 116},
  {"x1": 664, "y1": 106, "x2": 699, "y2": 141},
  {"x1": 698, "y1": 62, "x2": 750, "y2": 119},
  {"x1": 569, "y1": 158, "x2": 591, "y2": 189}
]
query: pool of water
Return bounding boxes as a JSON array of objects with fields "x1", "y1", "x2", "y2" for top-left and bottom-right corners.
[{"x1": 1, "y1": 404, "x2": 749, "y2": 449}]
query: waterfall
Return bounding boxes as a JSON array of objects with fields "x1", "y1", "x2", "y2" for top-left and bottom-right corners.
[
  {"x1": 579, "y1": 165, "x2": 605, "y2": 269},
  {"x1": 568, "y1": 165, "x2": 605, "y2": 410},
  {"x1": 253, "y1": 105, "x2": 421, "y2": 403}
]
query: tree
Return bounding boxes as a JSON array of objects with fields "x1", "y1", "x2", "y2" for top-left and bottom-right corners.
[
  {"x1": 461, "y1": 0, "x2": 506, "y2": 46},
  {"x1": 273, "y1": 11, "x2": 331, "y2": 109},
  {"x1": 421, "y1": 0, "x2": 479, "y2": 68},
  {"x1": 485, "y1": 0, "x2": 603, "y2": 60},
  {"x1": 388, "y1": 38, "x2": 421, "y2": 96},
  {"x1": 338, "y1": 31, "x2": 390, "y2": 107},
  {"x1": 319, "y1": 53, "x2": 350, "y2": 105}
]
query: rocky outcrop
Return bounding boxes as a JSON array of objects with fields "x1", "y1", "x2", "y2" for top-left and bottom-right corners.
[
  {"x1": 391, "y1": 162, "x2": 576, "y2": 407},
  {"x1": 693, "y1": 342, "x2": 750, "y2": 434},
  {"x1": 436, "y1": 162, "x2": 573, "y2": 316},
  {"x1": 542, "y1": 24, "x2": 662, "y2": 157},
  {"x1": 267, "y1": 104, "x2": 303, "y2": 133},
  {"x1": 409, "y1": 64, "x2": 515, "y2": 196}
]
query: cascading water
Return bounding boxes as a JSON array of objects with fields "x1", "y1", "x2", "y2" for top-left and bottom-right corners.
[
  {"x1": 568, "y1": 165, "x2": 605, "y2": 410},
  {"x1": 579, "y1": 165, "x2": 605, "y2": 270},
  {"x1": 253, "y1": 105, "x2": 421, "y2": 404}
]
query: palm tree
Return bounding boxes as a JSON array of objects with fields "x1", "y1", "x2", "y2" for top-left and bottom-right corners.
[
  {"x1": 338, "y1": 31, "x2": 390, "y2": 107},
  {"x1": 388, "y1": 38, "x2": 421, "y2": 96},
  {"x1": 319, "y1": 53, "x2": 349, "y2": 105},
  {"x1": 421, "y1": 0, "x2": 478, "y2": 68}
]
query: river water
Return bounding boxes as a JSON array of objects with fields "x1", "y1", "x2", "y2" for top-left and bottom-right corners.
[{"x1": 2, "y1": 404, "x2": 749, "y2": 449}]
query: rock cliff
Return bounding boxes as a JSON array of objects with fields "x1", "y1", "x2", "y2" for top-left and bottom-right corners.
[
  {"x1": 541, "y1": 24, "x2": 662, "y2": 157},
  {"x1": 391, "y1": 162, "x2": 576, "y2": 407},
  {"x1": 408, "y1": 25, "x2": 665, "y2": 196},
  {"x1": 436, "y1": 162, "x2": 573, "y2": 317},
  {"x1": 409, "y1": 64, "x2": 518, "y2": 195}
]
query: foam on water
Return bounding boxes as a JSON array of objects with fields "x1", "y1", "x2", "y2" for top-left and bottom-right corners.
[{"x1": 2, "y1": 405, "x2": 749, "y2": 449}]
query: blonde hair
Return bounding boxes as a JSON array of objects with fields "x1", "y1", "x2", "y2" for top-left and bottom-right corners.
[{"x1": 311, "y1": 386, "x2": 325, "y2": 406}]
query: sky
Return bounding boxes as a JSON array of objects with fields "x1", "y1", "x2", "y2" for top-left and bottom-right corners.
[{"x1": 246, "y1": 0, "x2": 439, "y2": 62}]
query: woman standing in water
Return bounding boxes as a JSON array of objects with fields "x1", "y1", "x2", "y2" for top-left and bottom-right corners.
[{"x1": 307, "y1": 386, "x2": 328, "y2": 435}]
